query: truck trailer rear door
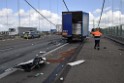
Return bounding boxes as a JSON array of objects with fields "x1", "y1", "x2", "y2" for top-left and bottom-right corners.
[{"x1": 62, "y1": 13, "x2": 72, "y2": 37}]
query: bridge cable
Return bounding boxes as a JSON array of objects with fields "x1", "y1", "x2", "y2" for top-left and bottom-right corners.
[
  {"x1": 119, "y1": 0, "x2": 122, "y2": 24},
  {"x1": 112, "y1": 0, "x2": 113, "y2": 25},
  {"x1": 98, "y1": 0, "x2": 105, "y2": 27},
  {"x1": 57, "y1": 0, "x2": 59, "y2": 24},
  {"x1": 49, "y1": 0, "x2": 52, "y2": 31},
  {"x1": 24, "y1": 0, "x2": 56, "y2": 26},
  {"x1": 17, "y1": 0, "x2": 20, "y2": 26},
  {"x1": 62, "y1": 0, "x2": 69, "y2": 12},
  {"x1": 38, "y1": 0, "x2": 40, "y2": 30},
  {"x1": 28, "y1": 1, "x2": 31, "y2": 27},
  {"x1": 6, "y1": 0, "x2": 8, "y2": 27}
]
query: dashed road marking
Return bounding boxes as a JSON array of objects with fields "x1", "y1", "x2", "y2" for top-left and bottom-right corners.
[
  {"x1": 43, "y1": 43, "x2": 68, "y2": 57},
  {"x1": 0, "y1": 68, "x2": 17, "y2": 79},
  {"x1": 0, "y1": 48, "x2": 13, "y2": 52},
  {"x1": 0, "y1": 43, "x2": 68, "y2": 79}
]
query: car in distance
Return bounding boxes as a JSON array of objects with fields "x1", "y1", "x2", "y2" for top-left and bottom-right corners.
[{"x1": 23, "y1": 31, "x2": 40, "y2": 39}]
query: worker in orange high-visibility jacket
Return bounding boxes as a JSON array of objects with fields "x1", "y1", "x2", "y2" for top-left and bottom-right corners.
[{"x1": 91, "y1": 28, "x2": 102, "y2": 50}]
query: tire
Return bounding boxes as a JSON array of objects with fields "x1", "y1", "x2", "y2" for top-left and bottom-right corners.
[{"x1": 31, "y1": 35, "x2": 34, "y2": 39}]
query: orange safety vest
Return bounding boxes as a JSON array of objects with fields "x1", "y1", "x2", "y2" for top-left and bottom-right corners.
[{"x1": 91, "y1": 31, "x2": 102, "y2": 36}]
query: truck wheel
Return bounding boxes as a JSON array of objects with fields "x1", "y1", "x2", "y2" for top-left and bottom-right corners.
[{"x1": 67, "y1": 38, "x2": 72, "y2": 43}]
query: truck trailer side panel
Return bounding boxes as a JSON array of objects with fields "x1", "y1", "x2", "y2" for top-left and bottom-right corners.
[{"x1": 82, "y1": 12, "x2": 89, "y2": 37}]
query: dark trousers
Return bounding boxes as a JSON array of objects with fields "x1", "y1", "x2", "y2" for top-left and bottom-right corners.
[{"x1": 94, "y1": 40, "x2": 100, "y2": 48}]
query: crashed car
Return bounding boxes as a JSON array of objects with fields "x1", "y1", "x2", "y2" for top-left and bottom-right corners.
[{"x1": 15, "y1": 56, "x2": 46, "y2": 72}]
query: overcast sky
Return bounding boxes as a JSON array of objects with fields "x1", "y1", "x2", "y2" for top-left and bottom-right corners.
[{"x1": 0, "y1": 0, "x2": 124, "y2": 31}]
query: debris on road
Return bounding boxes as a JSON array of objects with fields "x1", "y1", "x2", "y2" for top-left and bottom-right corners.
[
  {"x1": 60, "y1": 77, "x2": 64, "y2": 81},
  {"x1": 68, "y1": 60, "x2": 85, "y2": 66},
  {"x1": 15, "y1": 56, "x2": 46, "y2": 72},
  {"x1": 46, "y1": 62, "x2": 50, "y2": 64},
  {"x1": 35, "y1": 72, "x2": 44, "y2": 77},
  {"x1": 39, "y1": 51, "x2": 46, "y2": 54},
  {"x1": 103, "y1": 47, "x2": 107, "y2": 49}
]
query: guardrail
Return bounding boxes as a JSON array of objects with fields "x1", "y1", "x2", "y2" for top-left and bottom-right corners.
[
  {"x1": 0, "y1": 35, "x2": 15, "y2": 40},
  {"x1": 105, "y1": 35, "x2": 124, "y2": 45}
]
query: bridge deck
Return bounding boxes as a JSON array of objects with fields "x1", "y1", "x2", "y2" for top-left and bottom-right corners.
[{"x1": 64, "y1": 37, "x2": 124, "y2": 83}]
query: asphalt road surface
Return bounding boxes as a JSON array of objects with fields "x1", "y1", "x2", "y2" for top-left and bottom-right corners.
[
  {"x1": 0, "y1": 35, "x2": 63, "y2": 74},
  {"x1": 0, "y1": 35, "x2": 81, "y2": 83},
  {"x1": 63, "y1": 38, "x2": 124, "y2": 83}
]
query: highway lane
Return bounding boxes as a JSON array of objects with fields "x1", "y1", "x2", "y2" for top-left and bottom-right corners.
[
  {"x1": 0, "y1": 35, "x2": 64, "y2": 74},
  {"x1": 0, "y1": 35, "x2": 60, "y2": 52},
  {"x1": 0, "y1": 42, "x2": 80, "y2": 83},
  {"x1": 0, "y1": 35, "x2": 61, "y2": 57}
]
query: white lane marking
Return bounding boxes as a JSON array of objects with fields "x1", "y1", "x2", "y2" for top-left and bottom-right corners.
[
  {"x1": 68, "y1": 60, "x2": 85, "y2": 66},
  {"x1": 17, "y1": 43, "x2": 68, "y2": 66},
  {"x1": 39, "y1": 51, "x2": 46, "y2": 54},
  {"x1": 56, "y1": 43, "x2": 61, "y2": 46},
  {"x1": 0, "y1": 43, "x2": 68, "y2": 79},
  {"x1": 60, "y1": 77, "x2": 64, "y2": 81},
  {"x1": 0, "y1": 48, "x2": 13, "y2": 52},
  {"x1": 42, "y1": 43, "x2": 68, "y2": 57},
  {"x1": 0, "y1": 68, "x2": 17, "y2": 79}
]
